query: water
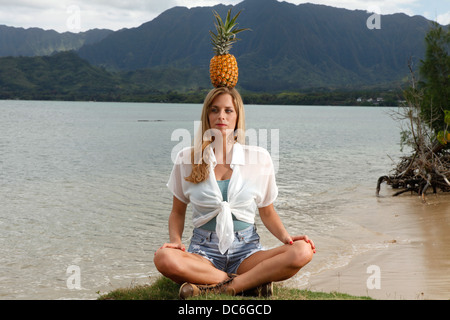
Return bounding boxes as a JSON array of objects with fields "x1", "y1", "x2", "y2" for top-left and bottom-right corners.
[{"x1": 0, "y1": 100, "x2": 403, "y2": 299}]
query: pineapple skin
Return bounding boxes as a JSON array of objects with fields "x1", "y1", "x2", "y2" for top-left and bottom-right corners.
[{"x1": 210, "y1": 53, "x2": 238, "y2": 88}]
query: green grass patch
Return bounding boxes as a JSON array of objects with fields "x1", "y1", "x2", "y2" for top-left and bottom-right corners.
[{"x1": 98, "y1": 277, "x2": 372, "y2": 300}]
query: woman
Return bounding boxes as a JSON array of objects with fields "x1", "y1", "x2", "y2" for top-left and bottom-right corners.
[{"x1": 154, "y1": 87, "x2": 315, "y2": 299}]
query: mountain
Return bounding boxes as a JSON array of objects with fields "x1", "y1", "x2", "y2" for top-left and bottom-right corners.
[
  {"x1": 0, "y1": 51, "x2": 121, "y2": 100},
  {"x1": 0, "y1": 25, "x2": 113, "y2": 57},
  {"x1": 77, "y1": 0, "x2": 433, "y2": 91},
  {"x1": 0, "y1": 51, "x2": 215, "y2": 102},
  {"x1": 0, "y1": 51, "x2": 403, "y2": 105},
  {"x1": 0, "y1": 0, "x2": 437, "y2": 93}
]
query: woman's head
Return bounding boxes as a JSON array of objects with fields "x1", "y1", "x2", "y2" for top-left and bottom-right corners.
[
  {"x1": 186, "y1": 87, "x2": 245, "y2": 183},
  {"x1": 200, "y1": 87, "x2": 245, "y2": 144}
]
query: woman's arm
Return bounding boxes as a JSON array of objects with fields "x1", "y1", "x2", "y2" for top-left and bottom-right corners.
[
  {"x1": 259, "y1": 204, "x2": 316, "y2": 252},
  {"x1": 258, "y1": 204, "x2": 291, "y2": 244},
  {"x1": 161, "y1": 196, "x2": 188, "y2": 251}
]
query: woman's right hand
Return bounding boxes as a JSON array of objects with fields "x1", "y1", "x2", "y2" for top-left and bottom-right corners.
[{"x1": 158, "y1": 243, "x2": 186, "y2": 252}]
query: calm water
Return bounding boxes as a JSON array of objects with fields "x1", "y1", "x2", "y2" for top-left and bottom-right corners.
[{"x1": 0, "y1": 100, "x2": 403, "y2": 299}]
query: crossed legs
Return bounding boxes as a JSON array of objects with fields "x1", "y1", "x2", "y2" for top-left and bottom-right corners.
[{"x1": 154, "y1": 240, "x2": 313, "y2": 294}]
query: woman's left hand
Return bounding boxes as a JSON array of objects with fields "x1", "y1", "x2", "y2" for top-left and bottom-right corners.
[{"x1": 285, "y1": 235, "x2": 316, "y2": 254}]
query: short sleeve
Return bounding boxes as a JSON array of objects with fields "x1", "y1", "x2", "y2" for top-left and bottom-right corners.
[
  {"x1": 166, "y1": 149, "x2": 191, "y2": 204},
  {"x1": 256, "y1": 149, "x2": 278, "y2": 208}
]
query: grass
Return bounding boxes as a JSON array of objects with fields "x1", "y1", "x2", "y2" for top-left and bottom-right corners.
[{"x1": 97, "y1": 276, "x2": 372, "y2": 300}]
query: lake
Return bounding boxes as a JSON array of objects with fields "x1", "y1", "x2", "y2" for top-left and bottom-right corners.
[{"x1": 0, "y1": 100, "x2": 407, "y2": 299}]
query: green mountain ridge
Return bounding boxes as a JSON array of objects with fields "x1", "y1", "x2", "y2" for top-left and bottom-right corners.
[
  {"x1": 0, "y1": 0, "x2": 440, "y2": 97},
  {"x1": 0, "y1": 51, "x2": 402, "y2": 105},
  {"x1": 0, "y1": 52, "x2": 122, "y2": 100},
  {"x1": 0, "y1": 25, "x2": 113, "y2": 57},
  {"x1": 76, "y1": 0, "x2": 432, "y2": 91}
]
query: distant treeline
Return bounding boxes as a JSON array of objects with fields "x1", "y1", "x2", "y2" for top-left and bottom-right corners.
[
  {"x1": 0, "y1": 51, "x2": 403, "y2": 106},
  {"x1": 0, "y1": 88, "x2": 403, "y2": 106},
  {"x1": 241, "y1": 90, "x2": 402, "y2": 106}
]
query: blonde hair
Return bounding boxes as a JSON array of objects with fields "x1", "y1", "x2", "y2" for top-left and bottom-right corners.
[{"x1": 185, "y1": 87, "x2": 245, "y2": 184}]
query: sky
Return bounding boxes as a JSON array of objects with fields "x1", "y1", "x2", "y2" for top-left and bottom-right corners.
[{"x1": 0, "y1": 0, "x2": 449, "y2": 33}]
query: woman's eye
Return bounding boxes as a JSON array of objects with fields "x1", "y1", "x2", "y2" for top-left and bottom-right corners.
[{"x1": 210, "y1": 107, "x2": 234, "y2": 113}]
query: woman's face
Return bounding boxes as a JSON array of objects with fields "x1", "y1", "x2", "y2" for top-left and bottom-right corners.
[{"x1": 208, "y1": 93, "x2": 237, "y2": 137}]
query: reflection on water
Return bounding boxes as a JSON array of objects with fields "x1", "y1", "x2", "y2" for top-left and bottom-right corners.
[{"x1": 2, "y1": 100, "x2": 448, "y2": 299}]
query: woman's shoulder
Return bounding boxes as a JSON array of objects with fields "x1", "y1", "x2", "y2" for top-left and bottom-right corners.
[
  {"x1": 241, "y1": 144, "x2": 271, "y2": 157},
  {"x1": 239, "y1": 144, "x2": 273, "y2": 165}
]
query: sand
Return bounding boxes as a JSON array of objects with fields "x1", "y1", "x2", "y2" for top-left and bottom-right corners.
[{"x1": 305, "y1": 191, "x2": 450, "y2": 300}]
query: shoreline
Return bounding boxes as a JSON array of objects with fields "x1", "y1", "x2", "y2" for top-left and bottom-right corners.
[
  {"x1": 307, "y1": 244, "x2": 427, "y2": 299},
  {"x1": 303, "y1": 191, "x2": 450, "y2": 300}
]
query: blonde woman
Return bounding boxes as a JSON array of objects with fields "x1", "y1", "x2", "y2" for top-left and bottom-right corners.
[{"x1": 154, "y1": 87, "x2": 315, "y2": 299}]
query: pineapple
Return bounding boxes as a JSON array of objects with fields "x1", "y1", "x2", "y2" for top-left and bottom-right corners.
[{"x1": 209, "y1": 9, "x2": 249, "y2": 88}]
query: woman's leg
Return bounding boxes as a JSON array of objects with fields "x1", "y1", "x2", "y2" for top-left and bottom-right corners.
[
  {"x1": 229, "y1": 240, "x2": 314, "y2": 293},
  {"x1": 154, "y1": 247, "x2": 229, "y2": 285}
]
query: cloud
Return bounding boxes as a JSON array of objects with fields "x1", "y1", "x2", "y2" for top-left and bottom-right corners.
[
  {"x1": 0, "y1": 1, "x2": 63, "y2": 30},
  {"x1": 287, "y1": 0, "x2": 420, "y2": 15},
  {"x1": 0, "y1": 0, "x2": 57, "y2": 10},
  {"x1": 0, "y1": 0, "x2": 246, "y2": 32},
  {"x1": 75, "y1": 0, "x2": 178, "y2": 30},
  {"x1": 0, "y1": 0, "x2": 181, "y2": 32},
  {"x1": 437, "y1": 11, "x2": 450, "y2": 25},
  {"x1": 0, "y1": 0, "x2": 447, "y2": 32},
  {"x1": 175, "y1": 0, "x2": 241, "y2": 8}
]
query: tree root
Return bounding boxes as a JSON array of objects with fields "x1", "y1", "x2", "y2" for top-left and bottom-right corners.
[{"x1": 377, "y1": 152, "x2": 450, "y2": 199}]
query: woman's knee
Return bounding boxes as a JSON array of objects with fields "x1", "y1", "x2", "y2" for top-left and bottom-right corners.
[
  {"x1": 288, "y1": 240, "x2": 313, "y2": 268},
  {"x1": 154, "y1": 248, "x2": 183, "y2": 276}
]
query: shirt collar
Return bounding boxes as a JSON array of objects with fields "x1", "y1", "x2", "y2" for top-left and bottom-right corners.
[{"x1": 207, "y1": 142, "x2": 245, "y2": 169}]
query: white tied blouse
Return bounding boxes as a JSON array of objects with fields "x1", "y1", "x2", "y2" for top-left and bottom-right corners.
[{"x1": 167, "y1": 143, "x2": 278, "y2": 254}]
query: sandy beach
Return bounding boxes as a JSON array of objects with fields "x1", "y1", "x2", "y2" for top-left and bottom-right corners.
[{"x1": 305, "y1": 190, "x2": 450, "y2": 300}]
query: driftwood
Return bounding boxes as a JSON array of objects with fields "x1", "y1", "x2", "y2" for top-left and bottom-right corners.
[
  {"x1": 376, "y1": 58, "x2": 450, "y2": 200},
  {"x1": 376, "y1": 143, "x2": 450, "y2": 200}
]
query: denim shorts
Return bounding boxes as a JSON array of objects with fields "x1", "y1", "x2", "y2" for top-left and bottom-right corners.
[{"x1": 187, "y1": 225, "x2": 262, "y2": 275}]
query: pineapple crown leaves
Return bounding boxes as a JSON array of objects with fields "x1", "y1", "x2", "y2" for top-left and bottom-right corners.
[{"x1": 210, "y1": 9, "x2": 250, "y2": 55}]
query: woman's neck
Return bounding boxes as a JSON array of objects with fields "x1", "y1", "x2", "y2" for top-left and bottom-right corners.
[{"x1": 214, "y1": 136, "x2": 234, "y2": 165}]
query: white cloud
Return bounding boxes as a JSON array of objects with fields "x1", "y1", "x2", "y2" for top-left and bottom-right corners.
[
  {"x1": 0, "y1": 0, "x2": 244, "y2": 32},
  {"x1": 0, "y1": 0, "x2": 447, "y2": 32},
  {"x1": 286, "y1": 0, "x2": 421, "y2": 15},
  {"x1": 175, "y1": 0, "x2": 241, "y2": 8},
  {"x1": 0, "y1": 0, "x2": 179, "y2": 32},
  {"x1": 0, "y1": 0, "x2": 57, "y2": 10},
  {"x1": 437, "y1": 11, "x2": 450, "y2": 25}
]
